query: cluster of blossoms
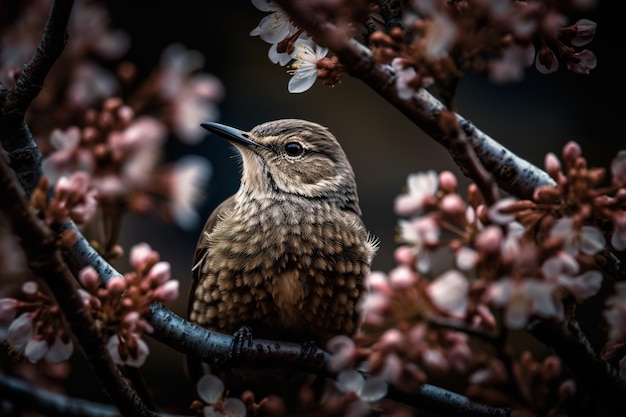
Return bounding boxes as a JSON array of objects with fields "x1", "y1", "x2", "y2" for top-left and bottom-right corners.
[
  {"x1": 325, "y1": 141, "x2": 625, "y2": 412},
  {"x1": 1, "y1": 0, "x2": 220, "y2": 244},
  {"x1": 190, "y1": 374, "x2": 247, "y2": 417},
  {"x1": 42, "y1": 95, "x2": 212, "y2": 248},
  {"x1": 189, "y1": 370, "x2": 389, "y2": 417},
  {"x1": 0, "y1": 281, "x2": 73, "y2": 364},
  {"x1": 78, "y1": 243, "x2": 179, "y2": 367},
  {"x1": 374, "y1": 0, "x2": 597, "y2": 105},
  {"x1": 30, "y1": 171, "x2": 98, "y2": 231},
  {"x1": 0, "y1": 0, "x2": 131, "y2": 141},
  {"x1": 250, "y1": 0, "x2": 597, "y2": 105},
  {"x1": 249, "y1": 0, "x2": 343, "y2": 93}
]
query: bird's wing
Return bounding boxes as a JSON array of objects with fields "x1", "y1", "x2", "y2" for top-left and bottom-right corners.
[
  {"x1": 187, "y1": 194, "x2": 237, "y2": 319},
  {"x1": 185, "y1": 194, "x2": 237, "y2": 384}
]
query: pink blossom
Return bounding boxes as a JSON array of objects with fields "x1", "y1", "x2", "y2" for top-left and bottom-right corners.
[
  {"x1": 535, "y1": 47, "x2": 559, "y2": 74},
  {"x1": 107, "y1": 333, "x2": 149, "y2": 367},
  {"x1": 455, "y1": 246, "x2": 478, "y2": 270},
  {"x1": 336, "y1": 369, "x2": 388, "y2": 403},
  {"x1": 488, "y1": 44, "x2": 534, "y2": 84},
  {"x1": 488, "y1": 278, "x2": 561, "y2": 328},
  {"x1": 611, "y1": 211, "x2": 626, "y2": 251},
  {"x1": 249, "y1": 0, "x2": 297, "y2": 44},
  {"x1": 388, "y1": 265, "x2": 418, "y2": 289},
  {"x1": 604, "y1": 282, "x2": 626, "y2": 342},
  {"x1": 550, "y1": 217, "x2": 606, "y2": 255},
  {"x1": 567, "y1": 49, "x2": 597, "y2": 74},
  {"x1": 0, "y1": 298, "x2": 18, "y2": 322},
  {"x1": 169, "y1": 155, "x2": 212, "y2": 230},
  {"x1": 398, "y1": 216, "x2": 440, "y2": 272},
  {"x1": 421, "y1": 348, "x2": 449, "y2": 373},
  {"x1": 427, "y1": 270, "x2": 469, "y2": 318},
  {"x1": 394, "y1": 170, "x2": 438, "y2": 217},
  {"x1": 611, "y1": 151, "x2": 626, "y2": 185},
  {"x1": 130, "y1": 242, "x2": 158, "y2": 271},
  {"x1": 487, "y1": 198, "x2": 519, "y2": 225},
  {"x1": 364, "y1": 271, "x2": 393, "y2": 296},
  {"x1": 287, "y1": 38, "x2": 328, "y2": 93},
  {"x1": 5, "y1": 313, "x2": 73, "y2": 363},
  {"x1": 570, "y1": 19, "x2": 597, "y2": 47},
  {"x1": 391, "y1": 58, "x2": 420, "y2": 100},
  {"x1": 326, "y1": 335, "x2": 357, "y2": 372}
]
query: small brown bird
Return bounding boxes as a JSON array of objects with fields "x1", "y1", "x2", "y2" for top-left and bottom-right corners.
[{"x1": 188, "y1": 119, "x2": 377, "y2": 400}]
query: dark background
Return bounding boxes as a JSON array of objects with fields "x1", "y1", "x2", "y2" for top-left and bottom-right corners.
[{"x1": 4, "y1": 0, "x2": 625, "y2": 413}]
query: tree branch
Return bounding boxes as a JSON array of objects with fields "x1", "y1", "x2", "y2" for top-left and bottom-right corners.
[
  {"x1": 528, "y1": 318, "x2": 626, "y2": 416},
  {"x1": 0, "y1": 0, "x2": 74, "y2": 196},
  {"x1": 0, "y1": 372, "x2": 184, "y2": 417},
  {"x1": 274, "y1": 0, "x2": 555, "y2": 200},
  {"x1": 56, "y1": 219, "x2": 511, "y2": 416},
  {"x1": 0, "y1": 155, "x2": 156, "y2": 417}
]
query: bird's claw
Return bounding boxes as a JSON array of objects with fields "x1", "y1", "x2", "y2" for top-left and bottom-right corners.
[
  {"x1": 228, "y1": 325, "x2": 253, "y2": 365},
  {"x1": 298, "y1": 340, "x2": 320, "y2": 368}
]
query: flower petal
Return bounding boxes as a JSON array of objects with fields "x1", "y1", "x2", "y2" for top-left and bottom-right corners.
[{"x1": 197, "y1": 374, "x2": 225, "y2": 405}]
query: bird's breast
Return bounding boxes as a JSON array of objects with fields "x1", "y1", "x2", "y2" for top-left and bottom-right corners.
[{"x1": 194, "y1": 196, "x2": 376, "y2": 342}]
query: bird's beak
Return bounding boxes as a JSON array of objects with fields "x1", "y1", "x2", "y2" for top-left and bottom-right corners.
[{"x1": 201, "y1": 122, "x2": 268, "y2": 150}]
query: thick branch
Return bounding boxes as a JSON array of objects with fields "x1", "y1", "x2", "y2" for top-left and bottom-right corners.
[
  {"x1": 274, "y1": 0, "x2": 555, "y2": 200},
  {"x1": 0, "y1": 156, "x2": 155, "y2": 417},
  {"x1": 0, "y1": 0, "x2": 74, "y2": 196}
]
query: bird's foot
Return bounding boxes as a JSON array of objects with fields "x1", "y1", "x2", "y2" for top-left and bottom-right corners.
[
  {"x1": 298, "y1": 340, "x2": 322, "y2": 368},
  {"x1": 228, "y1": 325, "x2": 253, "y2": 365}
]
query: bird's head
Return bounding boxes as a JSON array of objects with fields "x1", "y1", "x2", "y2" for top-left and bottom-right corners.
[{"x1": 201, "y1": 119, "x2": 360, "y2": 213}]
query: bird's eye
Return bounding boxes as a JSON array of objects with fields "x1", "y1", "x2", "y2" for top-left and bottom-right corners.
[{"x1": 284, "y1": 142, "x2": 304, "y2": 157}]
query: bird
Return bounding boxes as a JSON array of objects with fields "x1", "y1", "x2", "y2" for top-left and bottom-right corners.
[{"x1": 187, "y1": 118, "x2": 378, "y2": 402}]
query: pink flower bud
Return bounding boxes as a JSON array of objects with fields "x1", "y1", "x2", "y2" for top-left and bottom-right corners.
[
  {"x1": 107, "y1": 277, "x2": 126, "y2": 294},
  {"x1": 475, "y1": 225, "x2": 503, "y2": 253},
  {"x1": 394, "y1": 245, "x2": 417, "y2": 267},
  {"x1": 378, "y1": 329, "x2": 404, "y2": 352},
  {"x1": 123, "y1": 311, "x2": 140, "y2": 326},
  {"x1": 146, "y1": 262, "x2": 171, "y2": 285},
  {"x1": 21, "y1": 281, "x2": 38, "y2": 296},
  {"x1": 562, "y1": 141, "x2": 582, "y2": 164},
  {"x1": 130, "y1": 243, "x2": 156, "y2": 270},
  {"x1": 79, "y1": 266, "x2": 101, "y2": 293},
  {"x1": 544, "y1": 152, "x2": 561, "y2": 178},
  {"x1": 440, "y1": 193, "x2": 465, "y2": 216},
  {"x1": 153, "y1": 280, "x2": 179, "y2": 302},
  {"x1": 364, "y1": 272, "x2": 392, "y2": 295},
  {"x1": 389, "y1": 265, "x2": 417, "y2": 289},
  {"x1": 438, "y1": 171, "x2": 457, "y2": 193}
]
